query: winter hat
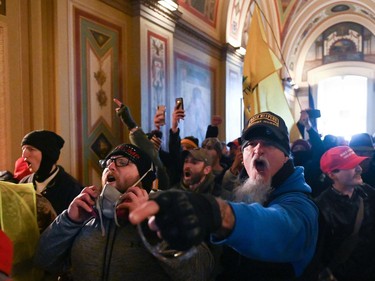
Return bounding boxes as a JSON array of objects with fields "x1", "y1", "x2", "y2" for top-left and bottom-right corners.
[
  {"x1": 181, "y1": 136, "x2": 199, "y2": 149},
  {"x1": 242, "y1": 112, "x2": 290, "y2": 156},
  {"x1": 0, "y1": 230, "x2": 13, "y2": 276},
  {"x1": 227, "y1": 138, "x2": 241, "y2": 148},
  {"x1": 320, "y1": 146, "x2": 368, "y2": 174},
  {"x1": 182, "y1": 148, "x2": 213, "y2": 166},
  {"x1": 102, "y1": 144, "x2": 156, "y2": 192},
  {"x1": 291, "y1": 139, "x2": 311, "y2": 152},
  {"x1": 323, "y1": 134, "x2": 338, "y2": 150},
  {"x1": 21, "y1": 130, "x2": 65, "y2": 181},
  {"x1": 21, "y1": 130, "x2": 65, "y2": 163},
  {"x1": 349, "y1": 133, "x2": 375, "y2": 152}
]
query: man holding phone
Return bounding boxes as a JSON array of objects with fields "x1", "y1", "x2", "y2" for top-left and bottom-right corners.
[{"x1": 176, "y1": 97, "x2": 184, "y2": 110}]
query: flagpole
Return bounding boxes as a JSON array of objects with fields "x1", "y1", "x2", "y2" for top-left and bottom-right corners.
[
  {"x1": 253, "y1": 1, "x2": 294, "y2": 81},
  {"x1": 252, "y1": 0, "x2": 306, "y2": 112},
  {"x1": 242, "y1": 3, "x2": 302, "y2": 141}
]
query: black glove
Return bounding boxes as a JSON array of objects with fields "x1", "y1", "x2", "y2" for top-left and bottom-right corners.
[
  {"x1": 153, "y1": 190, "x2": 221, "y2": 251},
  {"x1": 117, "y1": 104, "x2": 137, "y2": 130}
]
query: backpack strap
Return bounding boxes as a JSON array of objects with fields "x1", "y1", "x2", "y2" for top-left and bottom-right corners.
[{"x1": 328, "y1": 195, "x2": 364, "y2": 270}]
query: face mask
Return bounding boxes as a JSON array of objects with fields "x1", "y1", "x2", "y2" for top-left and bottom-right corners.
[
  {"x1": 96, "y1": 183, "x2": 122, "y2": 220},
  {"x1": 95, "y1": 184, "x2": 123, "y2": 236},
  {"x1": 95, "y1": 165, "x2": 153, "y2": 236}
]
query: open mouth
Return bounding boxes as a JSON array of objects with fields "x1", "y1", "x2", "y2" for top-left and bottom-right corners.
[
  {"x1": 254, "y1": 159, "x2": 267, "y2": 172},
  {"x1": 106, "y1": 174, "x2": 116, "y2": 182},
  {"x1": 184, "y1": 170, "x2": 191, "y2": 178},
  {"x1": 25, "y1": 160, "x2": 32, "y2": 169}
]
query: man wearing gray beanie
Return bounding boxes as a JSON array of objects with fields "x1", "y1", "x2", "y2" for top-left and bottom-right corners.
[{"x1": 19, "y1": 130, "x2": 83, "y2": 214}]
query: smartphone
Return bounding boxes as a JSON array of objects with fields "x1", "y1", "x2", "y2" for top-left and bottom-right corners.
[
  {"x1": 306, "y1": 109, "x2": 321, "y2": 119},
  {"x1": 157, "y1": 105, "x2": 166, "y2": 112},
  {"x1": 157, "y1": 105, "x2": 166, "y2": 125},
  {"x1": 175, "y1": 97, "x2": 184, "y2": 110}
]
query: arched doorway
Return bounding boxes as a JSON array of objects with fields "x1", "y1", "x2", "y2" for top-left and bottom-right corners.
[
  {"x1": 317, "y1": 75, "x2": 367, "y2": 141},
  {"x1": 308, "y1": 61, "x2": 375, "y2": 138}
]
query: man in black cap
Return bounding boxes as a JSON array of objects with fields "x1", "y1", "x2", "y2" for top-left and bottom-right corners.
[
  {"x1": 130, "y1": 111, "x2": 319, "y2": 280},
  {"x1": 34, "y1": 143, "x2": 214, "y2": 281},
  {"x1": 20, "y1": 130, "x2": 83, "y2": 214}
]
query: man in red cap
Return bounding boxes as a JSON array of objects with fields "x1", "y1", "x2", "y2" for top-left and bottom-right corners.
[{"x1": 316, "y1": 146, "x2": 375, "y2": 281}]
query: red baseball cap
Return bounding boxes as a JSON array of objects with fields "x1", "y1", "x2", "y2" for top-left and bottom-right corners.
[{"x1": 320, "y1": 146, "x2": 368, "y2": 174}]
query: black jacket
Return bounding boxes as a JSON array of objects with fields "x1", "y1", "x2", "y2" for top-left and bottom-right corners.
[
  {"x1": 315, "y1": 184, "x2": 375, "y2": 281},
  {"x1": 20, "y1": 165, "x2": 83, "y2": 215}
]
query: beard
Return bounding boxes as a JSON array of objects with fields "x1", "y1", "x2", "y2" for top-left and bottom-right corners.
[
  {"x1": 183, "y1": 167, "x2": 206, "y2": 189},
  {"x1": 234, "y1": 158, "x2": 273, "y2": 204}
]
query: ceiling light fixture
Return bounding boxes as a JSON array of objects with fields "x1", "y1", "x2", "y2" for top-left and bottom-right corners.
[{"x1": 158, "y1": 0, "x2": 178, "y2": 11}]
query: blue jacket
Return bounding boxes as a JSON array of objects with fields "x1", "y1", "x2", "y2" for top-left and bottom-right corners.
[{"x1": 213, "y1": 166, "x2": 319, "y2": 278}]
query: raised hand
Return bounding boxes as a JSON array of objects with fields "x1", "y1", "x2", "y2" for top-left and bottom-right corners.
[
  {"x1": 211, "y1": 115, "x2": 222, "y2": 126},
  {"x1": 116, "y1": 186, "x2": 149, "y2": 222},
  {"x1": 171, "y1": 106, "x2": 185, "y2": 132},
  {"x1": 113, "y1": 98, "x2": 137, "y2": 130},
  {"x1": 154, "y1": 108, "x2": 166, "y2": 130},
  {"x1": 299, "y1": 110, "x2": 311, "y2": 130},
  {"x1": 67, "y1": 186, "x2": 100, "y2": 223}
]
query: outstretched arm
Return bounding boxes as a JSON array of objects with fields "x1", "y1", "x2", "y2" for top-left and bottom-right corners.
[{"x1": 129, "y1": 192, "x2": 235, "y2": 247}]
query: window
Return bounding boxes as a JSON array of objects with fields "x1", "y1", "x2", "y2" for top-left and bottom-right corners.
[{"x1": 317, "y1": 75, "x2": 367, "y2": 141}]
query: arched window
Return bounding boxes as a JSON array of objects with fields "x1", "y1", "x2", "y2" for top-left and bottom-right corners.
[{"x1": 329, "y1": 39, "x2": 357, "y2": 55}]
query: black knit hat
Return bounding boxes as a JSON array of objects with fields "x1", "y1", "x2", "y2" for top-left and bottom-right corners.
[
  {"x1": 21, "y1": 130, "x2": 65, "y2": 181},
  {"x1": 21, "y1": 130, "x2": 65, "y2": 162},
  {"x1": 241, "y1": 112, "x2": 290, "y2": 156},
  {"x1": 102, "y1": 144, "x2": 156, "y2": 192},
  {"x1": 349, "y1": 133, "x2": 375, "y2": 152}
]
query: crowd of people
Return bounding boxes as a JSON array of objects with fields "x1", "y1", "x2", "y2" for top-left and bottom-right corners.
[{"x1": 1, "y1": 103, "x2": 375, "y2": 281}]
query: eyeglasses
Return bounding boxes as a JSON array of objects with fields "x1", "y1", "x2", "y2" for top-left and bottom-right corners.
[{"x1": 99, "y1": 157, "x2": 130, "y2": 169}]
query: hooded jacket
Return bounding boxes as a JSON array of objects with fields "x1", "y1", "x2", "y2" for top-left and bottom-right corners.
[{"x1": 214, "y1": 166, "x2": 319, "y2": 280}]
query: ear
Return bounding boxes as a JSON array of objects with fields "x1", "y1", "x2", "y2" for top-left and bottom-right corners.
[
  {"x1": 284, "y1": 156, "x2": 289, "y2": 163},
  {"x1": 327, "y1": 172, "x2": 336, "y2": 181},
  {"x1": 203, "y1": 165, "x2": 212, "y2": 175}
]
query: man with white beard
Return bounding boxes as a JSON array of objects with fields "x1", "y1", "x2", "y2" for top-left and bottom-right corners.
[{"x1": 130, "y1": 111, "x2": 319, "y2": 281}]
